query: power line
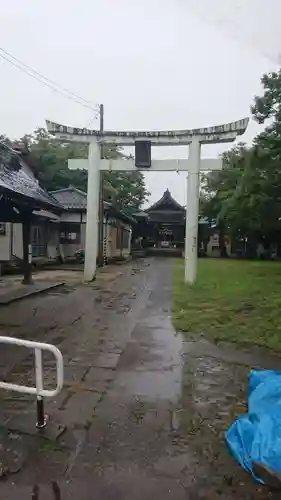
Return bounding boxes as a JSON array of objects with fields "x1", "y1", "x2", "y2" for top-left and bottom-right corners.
[
  {"x1": 0, "y1": 47, "x2": 99, "y2": 110},
  {"x1": 84, "y1": 111, "x2": 100, "y2": 128},
  {"x1": 0, "y1": 47, "x2": 100, "y2": 113}
]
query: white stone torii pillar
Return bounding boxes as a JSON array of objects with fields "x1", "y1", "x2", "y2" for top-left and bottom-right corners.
[
  {"x1": 186, "y1": 138, "x2": 201, "y2": 284},
  {"x1": 46, "y1": 118, "x2": 249, "y2": 284}
]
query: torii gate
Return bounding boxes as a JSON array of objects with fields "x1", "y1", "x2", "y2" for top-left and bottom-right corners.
[{"x1": 46, "y1": 118, "x2": 249, "y2": 284}]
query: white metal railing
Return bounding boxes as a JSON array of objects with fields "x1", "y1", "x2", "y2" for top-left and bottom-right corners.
[{"x1": 0, "y1": 336, "x2": 64, "y2": 429}]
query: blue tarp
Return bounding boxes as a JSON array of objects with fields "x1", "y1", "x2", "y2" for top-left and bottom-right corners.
[{"x1": 225, "y1": 370, "x2": 281, "y2": 484}]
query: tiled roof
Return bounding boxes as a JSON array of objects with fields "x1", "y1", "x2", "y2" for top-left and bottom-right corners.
[
  {"x1": 146, "y1": 189, "x2": 184, "y2": 212},
  {"x1": 51, "y1": 187, "x2": 136, "y2": 225},
  {"x1": 0, "y1": 156, "x2": 62, "y2": 210},
  {"x1": 51, "y1": 187, "x2": 111, "y2": 211},
  {"x1": 133, "y1": 211, "x2": 148, "y2": 218},
  {"x1": 51, "y1": 187, "x2": 88, "y2": 210}
]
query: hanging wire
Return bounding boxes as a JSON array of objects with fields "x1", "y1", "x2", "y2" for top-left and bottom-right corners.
[{"x1": 0, "y1": 47, "x2": 100, "y2": 112}]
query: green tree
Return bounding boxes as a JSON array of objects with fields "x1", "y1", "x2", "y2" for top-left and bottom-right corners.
[
  {"x1": 250, "y1": 70, "x2": 281, "y2": 247},
  {"x1": 201, "y1": 146, "x2": 267, "y2": 256},
  {"x1": 19, "y1": 128, "x2": 149, "y2": 211},
  {"x1": 202, "y1": 69, "x2": 281, "y2": 256},
  {"x1": 106, "y1": 170, "x2": 148, "y2": 213},
  {"x1": 251, "y1": 70, "x2": 281, "y2": 125}
]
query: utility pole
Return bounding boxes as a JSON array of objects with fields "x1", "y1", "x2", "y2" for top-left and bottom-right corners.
[{"x1": 97, "y1": 104, "x2": 104, "y2": 266}]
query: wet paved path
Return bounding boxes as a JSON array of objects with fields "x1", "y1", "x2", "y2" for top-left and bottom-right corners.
[
  {"x1": 67, "y1": 259, "x2": 188, "y2": 498},
  {"x1": 1, "y1": 258, "x2": 281, "y2": 498}
]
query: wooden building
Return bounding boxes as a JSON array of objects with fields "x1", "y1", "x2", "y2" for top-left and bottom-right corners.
[
  {"x1": 0, "y1": 142, "x2": 62, "y2": 282},
  {"x1": 137, "y1": 189, "x2": 185, "y2": 250},
  {"x1": 133, "y1": 189, "x2": 185, "y2": 255},
  {"x1": 0, "y1": 184, "x2": 135, "y2": 271},
  {"x1": 51, "y1": 187, "x2": 135, "y2": 261},
  {"x1": 133, "y1": 189, "x2": 218, "y2": 257}
]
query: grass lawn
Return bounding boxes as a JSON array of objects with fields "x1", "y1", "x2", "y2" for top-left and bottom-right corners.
[{"x1": 172, "y1": 258, "x2": 281, "y2": 351}]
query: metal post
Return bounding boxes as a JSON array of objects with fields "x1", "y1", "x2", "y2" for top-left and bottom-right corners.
[
  {"x1": 103, "y1": 214, "x2": 108, "y2": 265},
  {"x1": 84, "y1": 139, "x2": 100, "y2": 281},
  {"x1": 185, "y1": 138, "x2": 201, "y2": 284},
  {"x1": 22, "y1": 215, "x2": 33, "y2": 285},
  {"x1": 36, "y1": 398, "x2": 45, "y2": 429},
  {"x1": 98, "y1": 104, "x2": 104, "y2": 266},
  {"x1": 128, "y1": 228, "x2": 132, "y2": 256},
  {"x1": 35, "y1": 348, "x2": 46, "y2": 428},
  {"x1": 0, "y1": 336, "x2": 64, "y2": 436}
]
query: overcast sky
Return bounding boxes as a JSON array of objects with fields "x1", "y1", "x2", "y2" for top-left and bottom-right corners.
[{"x1": 1, "y1": 0, "x2": 280, "y2": 205}]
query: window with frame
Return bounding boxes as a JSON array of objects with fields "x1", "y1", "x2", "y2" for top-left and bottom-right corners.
[
  {"x1": 60, "y1": 223, "x2": 81, "y2": 244},
  {"x1": 32, "y1": 225, "x2": 47, "y2": 257}
]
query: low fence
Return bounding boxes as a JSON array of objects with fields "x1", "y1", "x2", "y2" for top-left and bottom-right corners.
[{"x1": 0, "y1": 336, "x2": 64, "y2": 429}]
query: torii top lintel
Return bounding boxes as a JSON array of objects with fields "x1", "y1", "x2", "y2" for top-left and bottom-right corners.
[{"x1": 46, "y1": 118, "x2": 249, "y2": 146}]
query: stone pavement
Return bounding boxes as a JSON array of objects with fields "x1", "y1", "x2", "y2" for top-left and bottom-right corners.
[
  {"x1": 0, "y1": 258, "x2": 281, "y2": 499},
  {"x1": 0, "y1": 260, "x2": 153, "y2": 486},
  {"x1": 0, "y1": 269, "x2": 77, "y2": 305}
]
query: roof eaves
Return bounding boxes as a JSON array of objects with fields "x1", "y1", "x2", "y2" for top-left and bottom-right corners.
[
  {"x1": 146, "y1": 189, "x2": 184, "y2": 212},
  {"x1": 50, "y1": 186, "x2": 87, "y2": 197},
  {"x1": 0, "y1": 163, "x2": 63, "y2": 211}
]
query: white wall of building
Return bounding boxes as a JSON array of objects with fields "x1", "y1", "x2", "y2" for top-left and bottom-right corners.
[
  {"x1": 47, "y1": 224, "x2": 60, "y2": 259},
  {"x1": 0, "y1": 223, "x2": 12, "y2": 261},
  {"x1": 60, "y1": 212, "x2": 82, "y2": 223},
  {"x1": 122, "y1": 228, "x2": 132, "y2": 257},
  {"x1": 0, "y1": 209, "x2": 133, "y2": 265},
  {"x1": 0, "y1": 222, "x2": 61, "y2": 262},
  {"x1": 12, "y1": 223, "x2": 23, "y2": 259}
]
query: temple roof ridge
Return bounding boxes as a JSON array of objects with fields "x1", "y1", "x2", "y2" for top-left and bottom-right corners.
[{"x1": 146, "y1": 189, "x2": 184, "y2": 212}]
